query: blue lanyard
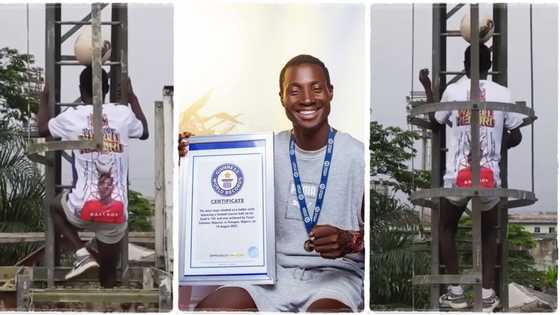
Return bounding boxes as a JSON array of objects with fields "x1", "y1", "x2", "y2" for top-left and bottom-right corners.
[{"x1": 289, "y1": 128, "x2": 336, "y2": 234}]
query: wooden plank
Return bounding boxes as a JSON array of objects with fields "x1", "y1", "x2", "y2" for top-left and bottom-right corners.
[
  {"x1": 413, "y1": 273, "x2": 482, "y2": 285},
  {"x1": 0, "y1": 232, "x2": 154, "y2": 244},
  {"x1": 163, "y1": 87, "x2": 174, "y2": 274},
  {"x1": 29, "y1": 266, "x2": 154, "y2": 284},
  {"x1": 154, "y1": 101, "x2": 165, "y2": 269},
  {"x1": 30, "y1": 288, "x2": 159, "y2": 304},
  {"x1": 16, "y1": 269, "x2": 32, "y2": 310}
]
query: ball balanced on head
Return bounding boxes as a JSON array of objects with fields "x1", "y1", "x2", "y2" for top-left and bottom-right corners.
[
  {"x1": 74, "y1": 27, "x2": 112, "y2": 65},
  {"x1": 460, "y1": 14, "x2": 494, "y2": 43}
]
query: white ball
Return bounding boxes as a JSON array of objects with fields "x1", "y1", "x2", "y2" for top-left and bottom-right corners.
[
  {"x1": 74, "y1": 27, "x2": 111, "y2": 65},
  {"x1": 460, "y1": 14, "x2": 495, "y2": 43}
]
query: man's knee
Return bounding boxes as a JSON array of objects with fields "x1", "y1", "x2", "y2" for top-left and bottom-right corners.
[
  {"x1": 196, "y1": 287, "x2": 257, "y2": 311},
  {"x1": 307, "y1": 298, "x2": 351, "y2": 312}
]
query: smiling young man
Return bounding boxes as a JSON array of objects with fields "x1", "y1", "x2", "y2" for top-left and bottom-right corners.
[{"x1": 192, "y1": 55, "x2": 365, "y2": 312}]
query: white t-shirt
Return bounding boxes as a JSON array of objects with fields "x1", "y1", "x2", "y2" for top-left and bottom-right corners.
[
  {"x1": 434, "y1": 78, "x2": 524, "y2": 188},
  {"x1": 48, "y1": 103, "x2": 144, "y2": 223}
]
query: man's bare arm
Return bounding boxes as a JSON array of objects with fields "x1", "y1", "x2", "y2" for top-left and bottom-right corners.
[
  {"x1": 419, "y1": 69, "x2": 440, "y2": 126},
  {"x1": 127, "y1": 79, "x2": 149, "y2": 140},
  {"x1": 38, "y1": 84, "x2": 51, "y2": 137}
]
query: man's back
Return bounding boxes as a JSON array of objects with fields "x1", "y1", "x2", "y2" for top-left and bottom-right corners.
[
  {"x1": 48, "y1": 103, "x2": 144, "y2": 222},
  {"x1": 435, "y1": 78, "x2": 523, "y2": 188}
]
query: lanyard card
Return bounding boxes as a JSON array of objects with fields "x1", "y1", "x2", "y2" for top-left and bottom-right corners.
[{"x1": 179, "y1": 133, "x2": 276, "y2": 285}]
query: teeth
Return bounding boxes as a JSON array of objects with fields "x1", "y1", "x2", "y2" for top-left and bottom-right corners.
[{"x1": 300, "y1": 110, "x2": 316, "y2": 115}]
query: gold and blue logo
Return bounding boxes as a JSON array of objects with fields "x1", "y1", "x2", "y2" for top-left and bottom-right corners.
[{"x1": 211, "y1": 163, "x2": 244, "y2": 196}]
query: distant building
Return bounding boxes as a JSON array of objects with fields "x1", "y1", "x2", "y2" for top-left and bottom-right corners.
[{"x1": 510, "y1": 212, "x2": 558, "y2": 271}]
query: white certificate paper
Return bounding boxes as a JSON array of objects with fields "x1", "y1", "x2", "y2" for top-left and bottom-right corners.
[{"x1": 179, "y1": 134, "x2": 275, "y2": 285}]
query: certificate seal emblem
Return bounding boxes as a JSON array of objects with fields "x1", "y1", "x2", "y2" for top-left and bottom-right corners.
[{"x1": 211, "y1": 163, "x2": 244, "y2": 196}]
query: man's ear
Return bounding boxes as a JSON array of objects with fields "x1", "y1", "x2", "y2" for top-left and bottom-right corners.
[
  {"x1": 279, "y1": 91, "x2": 285, "y2": 107},
  {"x1": 328, "y1": 85, "x2": 334, "y2": 100}
]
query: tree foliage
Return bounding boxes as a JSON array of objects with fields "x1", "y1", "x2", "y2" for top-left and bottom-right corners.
[
  {"x1": 370, "y1": 121, "x2": 431, "y2": 309},
  {"x1": 0, "y1": 122, "x2": 45, "y2": 265},
  {"x1": 0, "y1": 47, "x2": 43, "y2": 124},
  {"x1": 128, "y1": 190, "x2": 153, "y2": 232},
  {"x1": 0, "y1": 48, "x2": 45, "y2": 264},
  {"x1": 370, "y1": 121, "x2": 430, "y2": 195},
  {"x1": 370, "y1": 190, "x2": 430, "y2": 309}
]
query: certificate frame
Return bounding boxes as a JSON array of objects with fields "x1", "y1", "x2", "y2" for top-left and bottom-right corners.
[{"x1": 179, "y1": 133, "x2": 276, "y2": 285}]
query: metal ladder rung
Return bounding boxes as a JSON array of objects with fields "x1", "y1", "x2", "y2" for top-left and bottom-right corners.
[
  {"x1": 56, "y1": 102, "x2": 83, "y2": 107},
  {"x1": 441, "y1": 30, "x2": 501, "y2": 37},
  {"x1": 438, "y1": 264, "x2": 504, "y2": 269},
  {"x1": 56, "y1": 61, "x2": 120, "y2": 66},
  {"x1": 413, "y1": 273, "x2": 482, "y2": 285},
  {"x1": 441, "y1": 70, "x2": 500, "y2": 75},
  {"x1": 56, "y1": 21, "x2": 120, "y2": 25},
  {"x1": 60, "y1": 55, "x2": 77, "y2": 61},
  {"x1": 55, "y1": 185, "x2": 74, "y2": 190}
]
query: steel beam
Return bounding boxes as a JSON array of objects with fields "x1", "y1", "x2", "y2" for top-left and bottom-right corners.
[
  {"x1": 493, "y1": 3, "x2": 509, "y2": 311},
  {"x1": 44, "y1": 3, "x2": 61, "y2": 289},
  {"x1": 110, "y1": 4, "x2": 128, "y2": 104},
  {"x1": 60, "y1": 3, "x2": 109, "y2": 43},
  {"x1": 410, "y1": 101, "x2": 535, "y2": 117},
  {"x1": 430, "y1": 4, "x2": 447, "y2": 309},
  {"x1": 469, "y1": 5, "x2": 483, "y2": 311},
  {"x1": 446, "y1": 4, "x2": 465, "y2": 19},
  {"x1": 91, "y1": 3, "x2": 104, "y2": 150}
]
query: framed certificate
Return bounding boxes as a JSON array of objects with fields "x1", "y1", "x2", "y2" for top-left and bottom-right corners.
[{"x1": 179, "y1": 133, "x2": 276, "y2": 285}]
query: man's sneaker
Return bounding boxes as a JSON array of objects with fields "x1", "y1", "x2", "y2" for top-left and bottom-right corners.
[
  {"x1": 439, "y1": 291, "x2": 468, "y2": 309},
  {"x1": 483, "y1": 294, "x2": 500, "y2": 312},
  {"x1": 65, "y1": 250, "x2": 99, "y2": 280}
]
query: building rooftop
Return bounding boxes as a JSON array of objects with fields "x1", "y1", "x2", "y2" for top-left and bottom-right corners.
[{"x1": 509, "y1": 212, "x2": 557, "y2": 224}]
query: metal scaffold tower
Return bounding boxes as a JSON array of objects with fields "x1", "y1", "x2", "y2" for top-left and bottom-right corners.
[
  {"x1": 16, "y1": 3, "x2": 172, "y2": 311},
  {"x1": 408, "y1": 3, "x2": 537, "y2": 312}
]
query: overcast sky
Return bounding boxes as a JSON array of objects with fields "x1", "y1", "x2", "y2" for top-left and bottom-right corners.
[
  {"x1": 372, "y1": 3, "x2": 558, "y2": 213},
  {"x1": 1, "y1": 3, "x2": 557, "y2": 212},
  {"x1": 0, "y1": 3, "x2": 173, "y2": 198}
]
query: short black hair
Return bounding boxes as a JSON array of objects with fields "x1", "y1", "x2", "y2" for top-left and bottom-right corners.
[
  {"x1": 98, "y1": 171, "x2": 113, "y2": 183},
  {"x1": 279, "y1": 54, "x2": 332, "y2": 94},
  {"x1": 464, "y1": 43, "x2": 492, "y2": 75},
  {"x1": 79, "y1": 66, "x2": 109, "y2": 98}
]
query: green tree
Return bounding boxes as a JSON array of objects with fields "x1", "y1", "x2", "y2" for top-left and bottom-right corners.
[
  {"x1": 0, "y1": 122, "x2": 45, "y2": 265},
  {"x1": 0, "y1": 48, "x2": 45, "y2": 265},
  {"x1": 543, "y1": 266, "x2": 557, "y2": 290},
  {"x1": 128, "y1": 190, "x2": 153, "y2": 231},
  {"x1": 370, "y1": 121, "x2": 430, "y2": 195},
  {"x1": 370, "y1": 190, "x2": 430, "y2": 310},
  {"x1": 0, "y1": 47, "x2": 43, "y2": 124},
  {"x1": 370, "y1": 121, "x2": 431, "y2": 310}
]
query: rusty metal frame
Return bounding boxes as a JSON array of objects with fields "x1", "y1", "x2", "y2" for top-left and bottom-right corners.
[{"x1": 39, "y1": 2, "x2": 128, "y2": 288}]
